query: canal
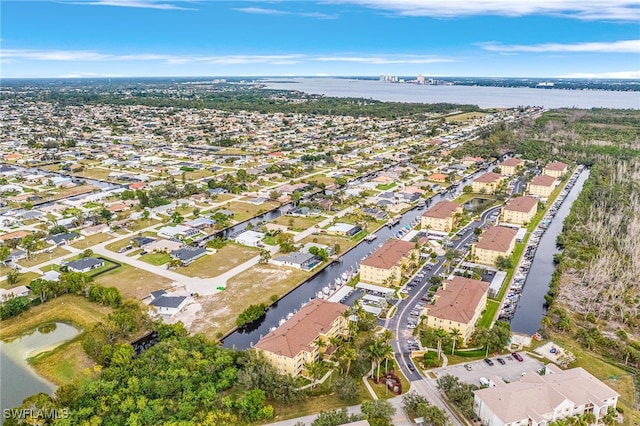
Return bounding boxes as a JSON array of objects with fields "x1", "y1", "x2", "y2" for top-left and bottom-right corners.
[
  {"x1": 510, "y1": 169, "x2": 590, "y2": 335},
  {"x1": 222, "y1": 167, "x2": 493, "y2": 350}
]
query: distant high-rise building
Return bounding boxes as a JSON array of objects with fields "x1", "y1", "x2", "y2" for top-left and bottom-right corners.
[{"x1": 417, "y1": 74, "x2": 425, "y2": 84}]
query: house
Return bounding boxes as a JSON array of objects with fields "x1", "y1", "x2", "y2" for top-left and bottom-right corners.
[
  {"x1": 41, "y1": 270, "x2": 61, "y2": 282},
  {"x1": 234, "y1": 230, "x2": 265, "y2": 247},
  {"x1": 361, "y1": 207, "x2": 387, "y2": 220},
  {"x1": 149, "y1": 290, "x2": 188, "y2": 317},
  {"x1": 131, "y1": 236, "x2": 156, "y2": 247},
  {"x1": 66, "y1": 257, "x2": 104, "y2": 273},
  {"x1": 461, "y1": 156, "x2": 484, "y2": 166},
  {"x1": 81, "y1": 223, "x2": 109, "y2": 236},
  {"x1": 0, "y1": 230, "x2": 30, "y2": 242},
  {"x1": 47, "y1": 232, "x2": 79, "y2": 246},
  {"x1": 254, "y1": 299, "x2": 349, "y2": 377},
  {"x1": 0, "y1": 285, "x2": 30, "y2": 301},
  {"x1": 421, "y1": 200, "x2": 463, "y2": 232},
  {"x1": 271, "y1": 252, "x2": 322, "y2": 271},
  {"x1": 170, "y1": 246, "x2": 206, "y2": 265},
  {"x1": 471, "y1": 226, "x2": 518, "y2": 267},
  {"x1": 543, "y1": 161, "x2": 568, "y2": 178},
  {"x1": 359, "y1": 239, "x2": 419, "y2": 286},
  {"x1": 184, "y1": 217, "x2": 216, "y2": 229},
  {"x1": 208, "y1": 188, "x2": 228, "y2": 196},
  {"x1": 474, "y1": 364, "x2": 619, "y2": 426},
  {"x1": 422, "y1": 276, "x2": 489, "y2": 343},
  {"x1": 300, "y1": 242, "x2": 333, "y2": 256},
  {"x1": 472, "y1": 173, "x2": 503, "y2": 194},
  {"x1": 500, "y1": 158, "x2": 524, "y2": 176},
  {"x1": 502, "y1": 196, "x2": 538, "y2": 225},
  {"x1": 527, "y1": 175, "x2": 556, "y2": 199},
  {"x1": 146, "y1": 239, "x2": 183, "y2": 253},
  {"x1": 326, "y1": 223, "x2": 361, "y2": 237},
  {"x1": 157, "y1": 225, "x2": 200, "y2": 240},
  {"x1": 427, "y1": 173, "x2": 448, "y2": 183}
]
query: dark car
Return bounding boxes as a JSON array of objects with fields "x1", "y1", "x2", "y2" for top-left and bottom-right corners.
[
  {"x1": 512, "y1": 352, "x2": 524, "y2": 362},
  {"x1": 407, "y1": 362, "x2": 416, "y2": 372},
  {"x1": 464, "y1": 364, "x2": 472, "y2": 371},
  {"x1": 496, "y1": 357, "x2": 506, "y2": 365},
  {"x1": 484, "y1": 358, "x2": 494, "y2": 366}
]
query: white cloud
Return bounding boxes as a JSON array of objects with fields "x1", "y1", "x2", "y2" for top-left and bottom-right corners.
[
  {"x1": 63, "y1": 0, "x2": 195, "y2": 10},
  {"x1": 314, "y1": 55, "x2": 456, "y2": 64},
  {"x1": 479, "y1": 39, "x2": 640, "y2": 53},
  {"x1": 558, "y1": 70, "x2": 640, "y2": 78},
  {"x1": 233, "y1": 7, "x2": 337, "y2": 19},
  {"x1": 333, "y1": 0, "x2": 640, "y2": 21}
]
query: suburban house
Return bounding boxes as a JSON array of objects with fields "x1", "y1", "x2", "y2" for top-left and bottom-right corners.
[
  {"x1": 148, "y1": 290, "x2": 188, "y2": 317},
  {"x1": 461, "y1": 156, "x2": 484, "y2": 167},
  {"x1": 157, "y1": 225, "x2": 200, "y2": 240},
  {"x1": 543, "y1": 161, "x2": 569, "y2": 178},
  {"x1": 170, "y1": 246, "x2": 207, "y2": 265},
  {"x1": 0, "y1": 285, "x2": 30, "y2": 301},
  {"x1": 271, "y1": 252, "x2": 322, "y2": 271},
  {"x1": 66, "y1": 257, "x2": 104, "y2": 273},
  {"x1": 427, "y1": 173, "x2": 448, "y2": 183},
  {"x1": 528, "y1": 175, "x2": 557, "y2": 199},
  {"x1": 471, "y1": 226, "x2": 518, "y2": 267},
  {"x1": 326, "y1": 223, "x2": 361, "y2": 237},
  {"x1": 46, "y1": 232, "x2": 79, "y2": 246},
  {"x1": 359, "y1": 239, "x2": 419, "y2": 286},
  {"x1": 422, "y1": 276, "x2": 489, "y2": 343},
  {"x1": 501, "y1": 196, "x2": 538, "y2": 225},
  {"x1": 146, "y1": 239, "x2": 183, "y2": 253},
  {"x1": 234, "y1": 230, "x2": 265, "y2": 247},
  {"x1": 472, "y1": 173, "x2": 504, "y2": 194},
  {"x1": 421, "y1": 200, "x2": 463, "y2": 232},
  {"x1": 500, "y1": 158, "x2": 524, "y2": 176},
  {"x1": 474, "y1": 364, "x2": 619, "y2": 426},
  {"x1": 80, "y1": 223, "x2": 109, "y2": 236},
  {"x1": 253, "y1": 299, "x2": 349, "y2": 377}
]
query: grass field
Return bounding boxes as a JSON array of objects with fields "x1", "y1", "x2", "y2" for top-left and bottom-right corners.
[
  {"x1": 224, "y1": 201, "x2": 280, "y2": 222},
  {"x1": 29, "y1": 340, "x2": 97, "y2": 385},
  {"x1": 298, "y1": 234, "x2": 356, "y2": 253},
  {"x1": 376, "y1": 182, "x2": 397, "y2": 191},
  {"x1": 70, "y1": 232, "x2": 113, "y2": 249},
  {"x1": 177, "y1": 244, "x2": 258, "y2": 278},
  {"x1": 17, "y1": 246, "x2": 70, "y2": 268},
  {"x1": 139, "y1": 252, "x2": 172, "y2": 266},
  {"x1": 272, "y1": 215, "x2": 323, "y2": 232},
  {"x1": 190, "y1": 263, "x2": 311, "y2": 337},
  {"x1": 70, "y1": 167, "x2": 118, "y2": 182},
  {"x1": 0, "y1": 271, "x2": 40, "y2": 289},
  {"x1": 445, "y1": 112, "x2": 489, "y2": 123},
  {"x1": 93, "y1": 263, "x2": 174, "y2": 299},
  {"x1": 477, "y1": 300, "x2": 500, "y2": 328}
]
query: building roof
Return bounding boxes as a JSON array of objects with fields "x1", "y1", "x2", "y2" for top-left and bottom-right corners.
[
  {"x1": 150, "y1": 295, "x2": 187, "y2": 309},
  {"x1": 66, "y1": 257, "x2": 103, "y2": 271},
  {"x1": 423, "y1": 200, "x2": 461, "y2": 219},
  {"x1": 475, "y1": 366, "x2": 620, "y2": 424},
  {"x1": 474, "y1": 172, "x2": 502, "y2": 184},
  {"x1": 504, "y1": 196, "x2": 538, "y2": 213},
  {"x1": 476, "y1": 226, "x2": 518, "y2": 252},
  {"x1": 501, "y1": 158, "x2": 523, "y2": 167},
  {"x1": 545, "y1": 161, "x2": 568, "y2": 171},
  {"x1": 254, "y1": 299, "x2": 348, "y2": 358},
  {"x1": 361, "y1": 238, "x2": 415, "y2": 270},
  {"x1": 427, "y1": 276, "x2": 489, "y2": 323},
  {"x1": 171, "y1": 246, "x2": 206, "y2": 262},
  {"x1": 274, "y1": 252, "x2": 318, "y2": 265},
  {"x1": 530, "y1": 174, "x2": 556, "y2": 187}
]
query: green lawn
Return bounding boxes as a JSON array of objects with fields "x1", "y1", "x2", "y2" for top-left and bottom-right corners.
[
  {"x1": 477, "y1": 300, "x2": 500, "y2": 328},
  {"x1": 139, "y1": 252, "x2": 172, "y2": 266},
  {"x1": 376, "y1": 182, "x2": 397, "y2": 191}
]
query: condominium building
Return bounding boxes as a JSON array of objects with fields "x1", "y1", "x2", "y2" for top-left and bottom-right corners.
[
  {"x1": 527, "y1": 175, "x2": 556, "y2": 199},
  {"x1": 471, "y1": 226, "x2": 517, "y2": 267},
  {"x1": 359, "y1": 239, "x2": 418, "y2": 286},
  {"x1": 500, "y1": 158, "x2": 524, "y2": 176},
  {"x1": 543, "y1": 161, "x2": 568, "y2": 178},
  {"x1": 421, "y1": 200, "x2": 463, "y2": 232},
  {"x1": 472, "y1": 173, "x2": 504, "y2": 194},
  {"x1": 502, "y1": 196, "x2": 538, "y2": 225}
]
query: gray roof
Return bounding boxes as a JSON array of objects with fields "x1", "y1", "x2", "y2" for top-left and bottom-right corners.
[
  {"x1": 150, "y1": 296, "x2": 186, "y2": 309},
  {"x1": 171, "y1": 246, "x2": 206, "y2": 261},
  {"x1": 48, "y1": 232, "x2": 78, "y2": 244},
  {"x1": 274, "y1": 252, "x2": 318, "y2": 265},
  {"x1": 66, "y1": 257, "x2": 103, "y2": 270}
]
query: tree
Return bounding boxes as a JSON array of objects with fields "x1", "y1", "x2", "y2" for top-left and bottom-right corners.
[
  {"x1": 473, "y1": 227, "x2": 482, "y2": 235},
  {"x1": 332, "y1": 376, "x2": 358, "y2": 402},
  {"x1": 79, "y1": 249, "x2": 94, "y2": 258},
  {"x1": 450, "y1": 328, "x2": 462, "y2": 354},
  {"x1": 311, "y1": 408, "x2": 360, "y2": 426},
  {"x1": 49, "y1": 225, "x2": 68, "y2": 235},
  {"x1": 142, "y1": 209, "x2": 150, "y2": 224},
  {"x1": 21, "y1": 234, "x2": 39, "y2": 260},
  {"x1": 361, "y1": 399, "x2": 396, "y2": 426},
  {"x1": 192, "y1": 207, "x2": 201, "y2": 218},
  {"x1": 6, "y1": 270, "x2": 20, "y2": 286},
  {"x1": 259, "y1": 249, "x2": 271, "y2": 264},
  {"x1": 463, "y1": 185, "x2": 473, "y2": 193},
  {"x1": 171, "y1": 211, "x2": 184, "y2": 224},
  {"x1": 0, "y1": 246, "x2": 10, "y2": 263},
  {"x1": 30, "y1": 279, "x2": 53, "y2": 303},
  {"x1": 277, "y1": 233, "x2": 296, "y2": 253},
  {"x1": 100, "y1": 208, "x2": 113, "y2": 223},
  {"x1": 495, "y1": 255, "x2": 513, "y2": 270}
]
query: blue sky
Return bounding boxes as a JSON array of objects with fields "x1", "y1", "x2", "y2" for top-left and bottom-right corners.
[{"x1": 1, "y1": 0, "x2": 639, "y2": 78}]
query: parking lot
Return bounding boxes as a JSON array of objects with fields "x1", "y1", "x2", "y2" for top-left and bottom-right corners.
[{"x1": 432, "y1": 352, "x2": 545, "y2": 387}]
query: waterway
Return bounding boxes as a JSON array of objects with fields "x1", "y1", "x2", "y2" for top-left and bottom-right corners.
[
  {"x1": 510, "y1": 169, "x2": 590, "y2": 335},
  {"x1": 262, "y1": 78, "x2": 640, "y2": 109},
  {"x1": 0, "y1": 322, "x2": 81, "y2": 415},
  {"x1": 222, "y1": 168, "x2": 491, "y2": 350}
]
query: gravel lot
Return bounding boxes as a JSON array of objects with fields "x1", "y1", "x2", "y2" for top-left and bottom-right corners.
[{"x1": 432, "y1": 352, "x2": 545, "y2": 387}]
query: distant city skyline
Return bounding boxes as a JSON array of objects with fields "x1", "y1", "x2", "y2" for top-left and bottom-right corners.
[{"x1": 1, "y1": 0, "x2": 639, "y2": 79}]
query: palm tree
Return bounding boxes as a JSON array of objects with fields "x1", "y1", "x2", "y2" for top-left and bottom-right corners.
[
  {"x1": 380, "y1": 344, "x2": 394, "y2": 377},
  {"x1": 380, "y1": 328, "x2": 394, "y2": 344},
  {"x1": 450, "y1": 328, "x2": 462, "y2": 355},
  {"x1": 341, "y1": 346, "x2": 357, "y2": 377}
]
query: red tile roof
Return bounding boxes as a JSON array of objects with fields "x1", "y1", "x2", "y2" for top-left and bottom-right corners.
[
  {"x1": 361, "y1": 239, "x2": 416, "y2": 270},
  {"x1": 476, "y1": 226, "x2": 517, "y2": 252},
  {"x1": 427, "y1": 276, "x2": 489, "y2": 323}
]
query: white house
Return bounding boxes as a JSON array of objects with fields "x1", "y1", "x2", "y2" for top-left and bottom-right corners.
[
  {"x1": 148, "y1": 290, "x2": 189, "y2": 317},
  {"x1": 234, "y1": 230, "x2": 265, "y2": 247}
]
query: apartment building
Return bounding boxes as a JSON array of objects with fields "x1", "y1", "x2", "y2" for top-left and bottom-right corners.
[
  {"x1": 527, "y1": 175, "x2": 556, "y2": 199},
  {"x1": 421, "y1": 200, "x2": 463, "y2": 232},
  {"x1": 472, "y1": 172, "x2": 503, "y2": 194},
  {"x1": 500, "y1": 158, "x2": 524, "y2": 176},
  {"x1": 543, "y1": 161, "x2": 568, "y2": 178},
  {"x1": 359, "y1": 239, "x2": 418, "y2": 286},
  {"x1": 502, "y1": 196, "x2": 538, "y2": 225},
  {"x1": 471, "y1": 226, "x2": 517, "y2": 267}
]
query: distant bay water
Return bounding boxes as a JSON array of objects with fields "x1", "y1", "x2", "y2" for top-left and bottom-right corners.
[{"x1": 261, "y1": 78, "x2": 640, "y2": 109}]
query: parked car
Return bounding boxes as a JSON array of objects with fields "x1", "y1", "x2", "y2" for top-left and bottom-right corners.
[
  {"x1": 512, "y1": 352, "x2": 524, "y2": 362},
  {"x1": 464, "y1": 364, "x2": 472, "y2": 371},
  {"x1": 407, "y1": 362, "x2": 416, "y2": 372},
  {"x1": 496, "y1": 357, "x2": 506, "y2": 365},
  {"x1": 484, "y1": 358, "x2": 494, "y2": 366}
]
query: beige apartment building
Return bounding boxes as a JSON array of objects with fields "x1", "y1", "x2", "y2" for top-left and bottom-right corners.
[
  {"x1": 421, "y1": 200, "x2": 463, "y2": 232},
  {"x1": 472, "y1": 172, "x2": 503, "y2": 194},
  {"x1": 471, "y1": 226, "x2": 517, "y2": 267},
  {"x1": 359, "y1": 239, "x2": 418, "y2": 286},
  {"x1": 543, "y1": 161, "x2": 568, "y2": 178},
  {"x1": 475, "y1": 364, "x2": 619, "y2": 426},
  {"x1": 499, "y1": 158, "x2": 524, "y2": 176},
  {"x1": 502, "y1": 196, "x2": 538, "y2": 225},
  {"x1": 254, "y1": 299, "x2": 349, "y2": 377},
  {"x1": 423, "y1": 276, "x2": 489, "y2": 343},
  {"x1": 527, "y1": 174, "x2": 556, "y2": 198}
]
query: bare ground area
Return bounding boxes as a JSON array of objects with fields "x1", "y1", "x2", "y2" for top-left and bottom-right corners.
[{"x1": 189, "y1": 264, "x2": 310, "y2": 338}]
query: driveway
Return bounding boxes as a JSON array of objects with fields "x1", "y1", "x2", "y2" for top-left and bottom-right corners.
[{"x1": 432, "y1": 352, "x2": 545, "y2": 387}]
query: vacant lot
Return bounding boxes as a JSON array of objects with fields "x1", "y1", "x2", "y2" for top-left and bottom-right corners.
[
  {"x1": 18, "y1": 246, "x2": 70, "y2": 268},
  {"x1": 70, "y1": 167, "x2": 118, "y2": 182},
  {"x1": 139, "y1": 252, "x2": 172, "y2": 266},
  {"x1": 0, "y1": 271, "x2": 40, "y2": 289},
  {"x1": 272, "y1": 215, "x2": 323, "y2": 231},
  {"x1": 445, "y1": 112, "x2": 489, "y2": 123},
  {"x1": 70, "y1": 232, "x2": 113, "y2": 249},
  {"x1": 93, "y1": 264, "x2": 174, "y2": 299},
  {"x1": 178, "y1": 244, "x2": 258, "y2": 278},
  {"x1": 299, "y1": 234, "x2": 355, "y2": 253},
  {"x1": 224, "y1": 200, "x2": 280, "y2": 222},
  {"x1": 190, "y1": 264, "x2": 310, "y2": 337}
]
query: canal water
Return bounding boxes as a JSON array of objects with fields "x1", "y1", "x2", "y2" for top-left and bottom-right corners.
[
  {"x1": 510, "y1": 169, "x2": 590, "y2": 335},
  {"x1": 0, "y1": 322, "x2": 81, "y2": 415},
  {"x1": 222, "y1": 168, "x2": 492, "y2": 350}
]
